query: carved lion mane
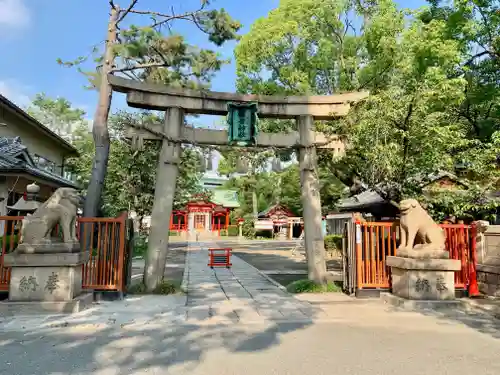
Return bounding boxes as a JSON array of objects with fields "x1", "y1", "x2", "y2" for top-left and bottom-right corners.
[
  {"x1": 21, "y1": 187, "x2": 81, "y2": 244},
  {"x1": 398, "y1": 199, "x2": 446, "y2": 253}
]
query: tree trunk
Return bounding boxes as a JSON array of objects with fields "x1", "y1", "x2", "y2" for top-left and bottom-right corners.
[
  {"x1": 83, "y1": 6, "x2": 119, "y2": 218},
  {"x1": 298, "y1": 115, "x2": 328, "y2": 284}
]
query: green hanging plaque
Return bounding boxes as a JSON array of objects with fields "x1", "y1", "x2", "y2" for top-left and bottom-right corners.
[{"x1": 227, "y1": 102, "x2": 259, "y2": 146}]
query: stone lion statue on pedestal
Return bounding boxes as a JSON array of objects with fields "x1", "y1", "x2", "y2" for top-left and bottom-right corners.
[
  {"x1": 397, "y1": 199, "x2": 447, "y2": 259},
  {"x1": 20, "y1": 187, "x2": 82, "y2": 247}
]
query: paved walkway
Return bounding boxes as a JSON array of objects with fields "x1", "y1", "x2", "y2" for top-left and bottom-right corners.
[
  {"x1": 181, "y1": 246, "x2": 321, "y2": 323},
  {"x1": 1, "y1": 241, "x2": 499, "y2": 333},
  {"x1": 0, "y1": 242, "x2": 326, "y2": 332}
]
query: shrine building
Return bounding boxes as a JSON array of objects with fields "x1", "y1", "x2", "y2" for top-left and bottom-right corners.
[
  {"x1": 256, "y1": 204, "x2": 304, "y2": 239},
  {"x1": 170, "y1": 190, "x2": 240, "y2": 232}
]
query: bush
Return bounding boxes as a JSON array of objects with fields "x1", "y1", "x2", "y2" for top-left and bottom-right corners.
[
  {"x1": 242, "y1": 215, "x2": 256, "y2": 238},
  {"x1": 286, "y1": 279, "x2": 342, "y2": 294},
  {"x1": 0, "y1": 235, "x2": 19, "y2": 254},
  {"x1": 128, "y1": 279, "x2": 178, "y2": 295},
  {"x1": 324, "y1": 234, "x2": 342, "y2": 255},
  {"x1": 133, "y1": 235, "x2": 148, "y2": 258},
  {"x1": 227, "y1": 225, "x2": 239, "y2": 237}
]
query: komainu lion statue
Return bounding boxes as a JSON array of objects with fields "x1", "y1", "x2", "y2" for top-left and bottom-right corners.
[
  {"x1": 397, "y1": 199, "x2": 447, "y2": 258},
  {"x1": 20, "y1": 187, "x2": 82, "y2": 245}
]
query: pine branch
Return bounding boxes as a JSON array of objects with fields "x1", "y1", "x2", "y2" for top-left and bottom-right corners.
[{"x1": 118, "y1": 0, "x2": 140, "y2": 23}]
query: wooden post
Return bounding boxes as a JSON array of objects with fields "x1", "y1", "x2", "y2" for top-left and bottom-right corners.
[
  {"x1": 144, "y1": 107, "x2": 183, "y2": 291},
  {"x1": 298, "y1": 115, "x2": 328, "y2": 284}
]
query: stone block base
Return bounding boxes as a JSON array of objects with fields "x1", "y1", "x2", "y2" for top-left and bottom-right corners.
[
  {"x1": 8, "y1": 264, "x2": 83, "y2": 302},
  {"x1": 0, "y1": 292, "x2": 93, "y2": 316},
  {"x1": 4, "y1": 251, "x2": 89, "y2": 304},
  {"x1": 386, "y1": 256, "x2": 461, "y2": 300},
  {"x1": 477, "y1": 264, "x2": 500, "y2": 297},
  {"x1": 382, "y1": 293, "x2": 464, "y2": 311}
]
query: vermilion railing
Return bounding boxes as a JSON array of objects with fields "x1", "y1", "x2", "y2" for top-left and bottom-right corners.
[
  {"x1": 354, "y1": 222, "x2": 477, "y2": 291},
  {"x1": 0, "y1": 213, "x2": 128, "y2": 292},
  {"x1": 169, "y1": 223, "x2": 187, "y2": 231}
]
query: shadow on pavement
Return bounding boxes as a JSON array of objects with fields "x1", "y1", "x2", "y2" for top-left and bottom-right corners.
[
  {"x1": 0, "y1": 318, "x2": 312, "y2": 375},
  {"x1": 387, "y1": 301, "x2": 500, "y2": 340}
]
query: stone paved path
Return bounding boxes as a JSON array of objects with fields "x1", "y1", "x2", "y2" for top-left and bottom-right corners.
[
  {"x1": 182, "y1": 246, "x2": 322, "y2": 323},
  {"x1": 0, "y1": 242, "x2": 326, "y2": 332},
  {"x1": 2, "y1": 241, "x2": 497, "y2": 333}
]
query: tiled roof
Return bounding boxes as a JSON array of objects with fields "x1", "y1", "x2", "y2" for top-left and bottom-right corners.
[
  {"x1": 258, "y1": 203, "x2": 295, "y2": 218},
  {"x1": 211, "y1": 189, "x2": 240, "y2": 208},
  {"x1": 0, "y1": 137, "x2": 78, "y2": 188},
  {"x1": 337, "y1": 190, "x2": 385, "y2": 209}
]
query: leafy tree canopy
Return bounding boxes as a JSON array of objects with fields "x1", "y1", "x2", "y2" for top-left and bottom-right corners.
[{"x1": 234, "y1": 0, "x2": 500, "y2": 218}]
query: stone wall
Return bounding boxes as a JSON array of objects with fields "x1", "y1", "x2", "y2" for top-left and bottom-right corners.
[{"x1": 476, "y1": 224, "x2": 500, "y2": 297}]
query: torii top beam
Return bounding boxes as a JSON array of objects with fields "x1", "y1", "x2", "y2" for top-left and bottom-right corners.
[{"x1": 107, "y1": 75, "x2": 369, "y2": 120}]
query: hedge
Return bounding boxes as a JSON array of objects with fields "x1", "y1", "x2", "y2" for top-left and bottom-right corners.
[{"x1": 324, "y1": 234, "x2": 342, "y2": 254}]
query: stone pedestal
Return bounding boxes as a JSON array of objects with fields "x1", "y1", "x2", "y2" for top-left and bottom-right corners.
[
  {"x1": 0, "y1": 249, "x2": 93, "y2": 315},
  {"x1": 386, "y1": 256, "x2": 461, "y2": 301}
]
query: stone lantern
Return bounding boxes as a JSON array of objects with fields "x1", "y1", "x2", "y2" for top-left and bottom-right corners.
[{"x1": 7, "y1": 183, "x2": 41, "y2": 215}]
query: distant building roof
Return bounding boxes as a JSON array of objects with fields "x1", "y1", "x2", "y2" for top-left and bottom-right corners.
[
  {"x1": 212, "y1": 189, "x2": 240, "y2": 208},
  {"x1": 258, "y1": 203, "x2": 296, "y2": 218},
  {"x1": 0, "y1": 137, "x2": 78, "y2": 188},
  {"x1": 0, "y1": 93, "x2": 78, "y2": 156},
  {"x1": 337, "y1": 190, "x2": 386, "y2": 210}
]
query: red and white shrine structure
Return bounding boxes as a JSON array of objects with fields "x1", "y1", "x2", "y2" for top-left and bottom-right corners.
[{"x1": 169, "y1": 191, "x2": 239, "y2": 233}]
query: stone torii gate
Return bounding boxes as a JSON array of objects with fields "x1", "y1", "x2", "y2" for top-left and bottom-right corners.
[{"x1": 107, "y1": 74, "x2": 368, "y2": 287}]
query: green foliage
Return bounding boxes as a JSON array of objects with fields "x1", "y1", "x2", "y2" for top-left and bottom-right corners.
[
  {"x1": 219, "y1": 225, "x2": 239, "y2": 237},
  {"x1": 58, "y1": 3, "x2": 241, "y2": 91},
  {"x1": 235, "y1": 0, "x2": 500, "y2": 218},
  {"x1": 65, "y1": 111, "x2": 205, "y2": 217},
  {"x1": 0, "y1": 235, "x2": 19, "y2": 254},
  {"x1": 324, "y1": 235, "x2": 343, "y2": 255},
  {"x1": 28, "y1": 94, "x2": 205, "y2": 218},
  {"x1": 133, "y1": 235, "x2": 148, "y2": 258},
  {"x1": 222, "y1": 163, "x2": 346, "y2": 218},
  {"x1": 286, "y1": 279, "x2": 342, "y2": 294},
  {"x1": 241, "y1": 214, "x2": 256, "y2": 238},
  {"x1": 422, "y1": 189, "x2": 500, "y2": 223},
  {"x1": 26, "y1": 94, "x2": 88, "y2": 141},
  {"x1": 128, "y1": 279, "x2": 178, "y2": 295}
]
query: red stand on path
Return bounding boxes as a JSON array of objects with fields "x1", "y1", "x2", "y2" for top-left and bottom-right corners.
[{"x1": 208, "y1": 248, "x2": 232, "y2": 269}]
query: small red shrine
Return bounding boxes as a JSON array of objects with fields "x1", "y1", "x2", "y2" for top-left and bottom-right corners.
[
  {"x1": 257, "y1": 204, "x2": 303, "y2": 239},
  {"x1": 170, "y1": 190, "x2": 239, "y2": 232}
]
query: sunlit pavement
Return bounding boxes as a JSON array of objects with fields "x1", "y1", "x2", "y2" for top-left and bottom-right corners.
[
  {"x1": 1, "y1": 310, "x2": 500, "y2": 375},
  {"x1": 2, "y1": 241, "x2": 500, "y2": 374}
]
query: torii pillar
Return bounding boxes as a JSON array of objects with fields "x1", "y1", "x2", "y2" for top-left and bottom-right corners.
[
  {"x1": 144, "y1": 107, "x2": 183, "y2": 288},
  {"x1": 298, "y1": 115, "x2": 327, "y2": 283},
  {"x1": 107, "y1": 74, "x2": 368, "y2": 287}
]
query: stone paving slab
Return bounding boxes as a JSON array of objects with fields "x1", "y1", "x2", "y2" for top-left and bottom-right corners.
[
  {"x1": 4, "y1": 240, "x2": 498, "y2": 333},
  {"x1": 179, "y1": 244, "x2": 325, "y2": 325}
]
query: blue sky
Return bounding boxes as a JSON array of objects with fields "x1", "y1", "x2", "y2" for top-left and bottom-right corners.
[{"x1": 0, "y1": 0, "x2": 427, "y2": 124}]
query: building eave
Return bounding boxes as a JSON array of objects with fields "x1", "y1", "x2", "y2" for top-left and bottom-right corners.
[
  {"x1": 0, "y1": 94, "x2": 79, "y2": 156},
  {"x1": 0, "y1": 168, "x2": 78, "y2": 189}
]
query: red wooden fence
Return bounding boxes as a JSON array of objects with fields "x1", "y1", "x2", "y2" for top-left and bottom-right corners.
[
  {"x1": 354, "y1": 222, "x2": 477, "y2": 292},
  {"x1": 0, "y1": 213, "x2": 128, "y2": 292}
]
